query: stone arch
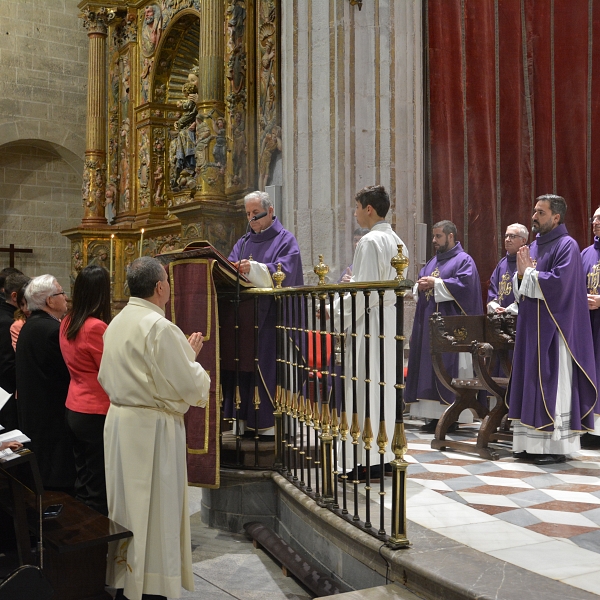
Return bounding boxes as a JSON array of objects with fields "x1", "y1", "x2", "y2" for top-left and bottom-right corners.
[
  {"x1": 0, "y1": 120, "x2": 85, "y2": 172},
  {"x1": 0, "y1": 139, "x2": 84, "y2": 291}
]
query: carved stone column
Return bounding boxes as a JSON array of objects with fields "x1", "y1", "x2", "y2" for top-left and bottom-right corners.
[
  {"x1": 80, "y1": 6, "x2": 114, "y2": 226},
  {"x1": 194, "y1": 0, "x2": 226, "y2": 200}
]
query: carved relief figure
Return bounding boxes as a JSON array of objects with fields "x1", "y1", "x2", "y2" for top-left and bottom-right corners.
[
  {"x1": 212, "y1": 117, "x2": 226, "y2": 171},
  {"x1": 138, "y1": 129, "x2": 150, "y2": 190},
  {"x1": 140, "y1": 57, "x2": 154, "y2": 103},
  {"x1": 120, "y1": 57, "x2": 130, "y2": 116},
  {"x1": 194, "y1": 115, "x2": 212, "y2": 172},
  {"x1": 141, "y1": 4, "x2": 162, "y2": 57},
  {"x1": 209, "y1": 221, "x2": 232, "y2": 256},
  {"x1": 153, "y1": 164, "x2": 164, "y2": 205},
  {"x1": 88, "y1": 245, "x2": 109, "y2": 269},
  {"x1": 119, "y1": 149, "x2": 130, "y2": 209},
  {"x1": 226, "y1": 1, "x2": 246, "y2": 94},
  {"x1": 259, "y1": 25, "x2": 276, "y2": 125},
  {"x1": 231, "y1": 110, "x2": 247, "y2": 185},
  {"x1": 258, "y1": 125, "x2": 281, "y2": 191}
]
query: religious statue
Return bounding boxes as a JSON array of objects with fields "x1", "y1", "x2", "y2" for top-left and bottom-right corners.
[
  {"x1": 141, "y1": 4, "x2": 162, "y2": 57},
  {"x1": 173, "y1": 82, "x2": 198, "y2": 180},
  {"x1": 105, "y1": 181, "x2": 117, "y2": 224}
]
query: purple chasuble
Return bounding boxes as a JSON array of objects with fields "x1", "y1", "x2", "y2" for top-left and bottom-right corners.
[
  {"x1": 488, "y1": 253, "x2": 517, "y2": 307},
  {"x1": 221, "y1": 217, "x2": 304, "y2": 429},
  {"x1": 507, "y1": 224, "x2": 597, "y2": 431},
  {"x1": 406, "y1": 242, "x2": 483, "y2": 405},
  {"x1": 581, "y1": 237, "x2": 600, "y2": 408}
]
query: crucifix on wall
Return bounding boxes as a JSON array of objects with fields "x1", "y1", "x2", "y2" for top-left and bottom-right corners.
[{"x1": 0, "y1": 244, "x2": 33, "y2": 268}]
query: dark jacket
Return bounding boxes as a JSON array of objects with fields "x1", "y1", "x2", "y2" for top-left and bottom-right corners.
[{"x1": 15, "y1": 310, "x2": 74, "y2": 488}]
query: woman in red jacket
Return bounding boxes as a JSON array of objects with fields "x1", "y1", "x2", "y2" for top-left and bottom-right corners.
[{"x1": 59, "y1": 265, "x2": 111, "y2": 515}]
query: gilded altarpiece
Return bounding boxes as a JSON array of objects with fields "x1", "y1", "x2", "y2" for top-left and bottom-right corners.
[{"x1": 65, "y1": 0, "x2": 281, "y2": 305}]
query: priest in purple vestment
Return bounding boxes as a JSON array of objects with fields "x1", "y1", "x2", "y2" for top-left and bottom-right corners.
[
  {"x1": 508, "y1": 194, "x2": 597, "y2": 465},
  {"x1": 406, "y1": 220, "x2": 483, "y2": 431},
  {"x1": 580, "y1": 205, "x2": 600, "y2": 447},
  {"x1": 487, "y1": 223, "x2": 528, "y2": 314},
  {"x1": 222, "y1": 191, "x2": 304, "y2": 435}
]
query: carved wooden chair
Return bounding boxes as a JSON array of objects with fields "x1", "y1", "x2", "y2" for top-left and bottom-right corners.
[{"x1": 428, "y1": 312, "x2": 516, "y2": 459}]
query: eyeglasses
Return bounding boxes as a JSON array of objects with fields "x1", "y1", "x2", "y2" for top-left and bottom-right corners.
[
  {"x1": 50, "y1": 291, "x2": 66, "y2": 297},
  {"x1": 591, "y1": 217, "x2": 600, "y2": 224},
  {"x1": 504, "y1": 234, "x2": 523, "y2": 240}
]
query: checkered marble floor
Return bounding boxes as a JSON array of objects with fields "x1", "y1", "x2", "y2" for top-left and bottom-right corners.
[{"x1": 400, "y1": 420, "x2": 600, "y2": 595}]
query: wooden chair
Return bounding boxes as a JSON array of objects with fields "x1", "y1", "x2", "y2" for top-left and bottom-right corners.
[{"x1": 428, "y1": 312, "x2": 516, "y2": 459}]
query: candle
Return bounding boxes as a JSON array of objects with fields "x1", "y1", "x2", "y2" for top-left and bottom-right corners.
[
  {"x1": 109, "y1": 234, "x2": 114, "y2": 279},
  {"x1": 139, "y1": 228, "x2": 145, "y2": 258}
]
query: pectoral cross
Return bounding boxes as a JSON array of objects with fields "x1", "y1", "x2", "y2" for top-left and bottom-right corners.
[{"x1": 0, "y1": 244, "x2": 33, "y2": 268}]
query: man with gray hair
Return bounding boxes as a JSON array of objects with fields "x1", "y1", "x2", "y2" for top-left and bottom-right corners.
[
  {"x1": 222, "y1": 190, "x2": 304, "y2": 435},
  {"x1": 15, "y1": 274, "x2": 74, "y2": 488},
  {"x1": 487, "y1": 223, "x2": 529, "y2": 314},
  {"x1": 98, "y1": 257, "x2": 210, "y2": 600}
]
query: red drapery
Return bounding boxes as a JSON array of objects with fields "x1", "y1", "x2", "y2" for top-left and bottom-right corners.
[{"x1": 427, "y1": 0, "x2": 599, "y2": 288}]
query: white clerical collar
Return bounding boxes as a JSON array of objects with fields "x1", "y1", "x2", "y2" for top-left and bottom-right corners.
[
  {"x1": 371, "y1": 221, "x2": 390, "y2": 231},
  {"x1": 128, "y1": 296, "x2": 165, "y2": 317}
]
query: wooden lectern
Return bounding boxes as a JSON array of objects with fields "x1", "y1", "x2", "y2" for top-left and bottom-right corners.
[{"x1": 157, "y1": 241, "x2": 253, "y2": 487}]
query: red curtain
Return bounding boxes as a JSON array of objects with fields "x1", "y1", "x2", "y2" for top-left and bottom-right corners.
[{"x1": 427, "y1": 0, "x2": 598, "y2": 288}]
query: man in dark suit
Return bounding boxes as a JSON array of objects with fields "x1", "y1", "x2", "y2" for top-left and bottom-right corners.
[
  {"x1": 0, "y1": 270, "x2": 26, "y2": 431},
  {"x1": 16, "y1": 274, "x2": 74, "y2": 489}
]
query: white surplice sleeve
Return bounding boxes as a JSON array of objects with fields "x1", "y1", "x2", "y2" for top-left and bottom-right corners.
[
  {"x1": 512, "y1": 267, "x2": 543, "y2": 301},
  {"x1": 150, "y1": 323, "x2": 211, "y2": 408},
  {"x1": 247, "y1": 261, "x2": 274, "y2": 288}
]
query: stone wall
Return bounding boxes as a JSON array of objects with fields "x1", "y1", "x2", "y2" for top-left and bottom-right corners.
[
  {"x1": 280, "y1": 0, "x2": 424, "y2": 283},
  {"x1": 0, "y1": 0, "x2": 88, "y2": 288},
  {"x1": 0, "y1": 143, "x2": 81, "y2": 289}
]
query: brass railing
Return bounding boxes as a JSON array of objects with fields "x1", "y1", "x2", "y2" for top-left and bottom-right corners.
[{"x1": 224, "y1": 246, "x2": 412, "y2": 549}]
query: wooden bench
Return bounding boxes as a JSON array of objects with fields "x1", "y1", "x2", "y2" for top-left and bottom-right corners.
[
  {"x1": 428, "y1": 312, "x2": 516, "y2": 459},
  {"x1": 0, "y1": 450, "x2": 132, "y2": 600}
]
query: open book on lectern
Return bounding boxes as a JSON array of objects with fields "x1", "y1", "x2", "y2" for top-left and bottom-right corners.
[{"x1": 156, "y1": 240, "x2": 252, "y2": 287}]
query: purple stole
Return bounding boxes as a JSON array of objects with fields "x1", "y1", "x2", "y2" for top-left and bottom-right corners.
[
  {"x1": 488, "y1": 253, "x2": 517, "y2": 307},
  {"x1": 406, "y1": 242, "x2": 483, "y2": 405},
  {"x1": 507, "y1": 224, "x2": 597, "y2": 431}
]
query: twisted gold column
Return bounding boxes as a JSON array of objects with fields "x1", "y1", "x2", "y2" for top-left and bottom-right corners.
[{"x1": 81, "y1": 7, "x2": 113, "y2": 226}]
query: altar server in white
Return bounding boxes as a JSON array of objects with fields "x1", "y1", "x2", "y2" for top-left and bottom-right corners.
[
  {"x1": 98, "y1": 257, "x2": 210, "y2": 600},
  {"x1": 334, "y1": 185, "x2": 408, "y2": 478}
]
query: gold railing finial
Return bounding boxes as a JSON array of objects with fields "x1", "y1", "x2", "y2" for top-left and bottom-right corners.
[
  {"x1": 391, "y1": 244, "x2": 409, "y2": 283},
  {"x1": 314, "y1": 254, "x2": 329, "y2": 285},
  {"x1": 272, "y1": 263, "x2": 286, "y2": 288}
]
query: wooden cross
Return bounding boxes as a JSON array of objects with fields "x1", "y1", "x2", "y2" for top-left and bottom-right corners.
[{"x1": 0, "y1": 244, "x2": 33, "y2": 268}]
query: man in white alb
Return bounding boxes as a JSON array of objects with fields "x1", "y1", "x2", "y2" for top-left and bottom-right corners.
[{"x1": 99, "y1": 257, "x2": 210, "y2": 600}]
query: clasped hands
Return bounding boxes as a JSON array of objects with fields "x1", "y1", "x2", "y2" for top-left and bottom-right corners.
[
  {"x1": 417, "y1": 276, "x2": 435, "y2": 291},
  {"x1": 188, "y1": 332, "x2": 204, "y2": 357},
  {"x1": 516, "y1": 245, "x2": 534, "y2": 276}
]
